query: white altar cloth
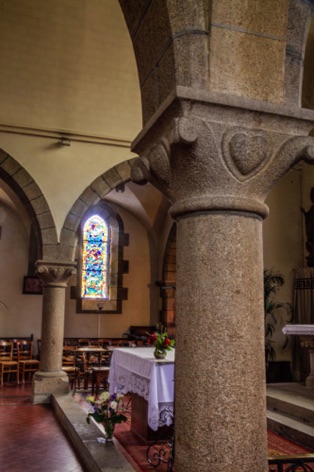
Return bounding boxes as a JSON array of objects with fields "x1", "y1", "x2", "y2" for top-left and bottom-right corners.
[
  {"x1": 282, "y1": 324, "x2": 314, "y2": 336},
  {"x1": 108, "y1": 347, "x2": 175, "y2": 431}
]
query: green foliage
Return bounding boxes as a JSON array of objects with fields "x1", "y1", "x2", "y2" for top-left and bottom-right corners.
[{"x1": 147, "y1": 330, "x2": 175, "y2": 354}]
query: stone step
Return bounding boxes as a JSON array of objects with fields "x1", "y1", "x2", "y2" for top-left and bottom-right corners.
[
  {"x1": 266, "y1": 383, "x2": 314, "y2": 451},
  {"x1": 267, "y1": 409, "x2": 314, "y2": 451},
  {"x1": 267, "y1": 389, "x2": 314, "y2": 427},
  {"x1": 52, "y1": 393, "x2": 135, "y2": 472}
]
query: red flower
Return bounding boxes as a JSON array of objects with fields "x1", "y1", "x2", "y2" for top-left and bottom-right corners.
[
  {"x1": 163, "y1": 338, "x2": 171, "y2": 347},
  {"x1": 148, "y1": 334, "x2": 157, "y2": 346}
]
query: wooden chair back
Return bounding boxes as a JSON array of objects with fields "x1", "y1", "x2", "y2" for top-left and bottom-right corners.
[
  {"x1": 62, "y1": 346, "x2": 76, "y2": 367},
  {"x1": 0, "y1": 341, "x2": 14, "y2": 362},
  {"x1": 17, "y1": 340, "x2": 34, "y2": 361}
]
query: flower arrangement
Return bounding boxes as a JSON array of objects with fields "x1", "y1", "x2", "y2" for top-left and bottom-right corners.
[
  {"x1": 86, "y1": 391, "x2": 127, "y2": 441},
  {"x1": 147, "y1": 329, "x2": 175, "y2": 359}
]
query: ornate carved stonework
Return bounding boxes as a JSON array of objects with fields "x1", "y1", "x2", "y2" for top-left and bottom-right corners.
[
  {"x1": 35, "y1": 261, "x2": 76, "y2": 288},
  {"x1": 132, "y1": 113, "x2": 314, "y2": 220},
  {"x1": 222, "y1": 128, "x2": 271, "y2": 180}
]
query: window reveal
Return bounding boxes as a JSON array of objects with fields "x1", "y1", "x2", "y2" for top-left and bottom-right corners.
[{"x1": 81, "y1": 215, "x2": 109, "y2": 299}]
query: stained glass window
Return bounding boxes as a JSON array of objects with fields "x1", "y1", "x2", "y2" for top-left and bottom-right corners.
[{"x1": 81, "y1": 215, "x2": 109, "y2": 299}]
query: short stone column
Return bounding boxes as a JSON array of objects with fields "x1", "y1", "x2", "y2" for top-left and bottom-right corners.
[
  {"x1": 132, "y1": 106, "x2": 314, "y2": 471},
  {"x1": 32, "y1": 261, "x2": 76, "y2": 404}
]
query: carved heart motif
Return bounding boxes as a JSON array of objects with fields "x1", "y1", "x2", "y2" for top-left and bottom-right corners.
[{"x1": 228, "y1": 132, "x2": 269, "y2": 178}]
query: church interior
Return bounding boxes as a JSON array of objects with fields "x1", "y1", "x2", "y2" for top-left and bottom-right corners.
[{"x1": 1, "y1": 1, "x2": 314, "y2": 471}]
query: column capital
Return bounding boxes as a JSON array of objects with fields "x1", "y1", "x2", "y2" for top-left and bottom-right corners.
[
  {"x1": 131, "y1": 102, "x2": 314, "y2": 220},
  {"x1": 35, "y1": 260, "x2": 77, "y2": 288}
]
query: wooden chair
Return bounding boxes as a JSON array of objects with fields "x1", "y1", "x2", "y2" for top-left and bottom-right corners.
[
  {"x1": 90, "y1": 339, "x2": 104, "y2": 348},
  {"x1": 97, "y1": 339, "x2": 112, "y2": 348},
  {"x1": 17, "y1": 340, "x2": 40, "y2": 383},
  {"x1": 110, "y1": 339, "x2": 128, "y2": 347},
  {"x1": 62, "y1": 346, "x2": 80, "y2": 390},
  {"x1": 92, "y1": 366, "x2": 110, "y2": 396},
  {"x1": 0, "y1": 340, "x2": 19, "y2": 386}
]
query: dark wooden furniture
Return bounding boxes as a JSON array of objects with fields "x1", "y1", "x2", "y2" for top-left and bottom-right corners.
[
  {"x1": 92, "y1": 366, "x2": 110, "y2": 396},
  {"x1": 0, "y1": 341, "x2": 19, "y2": 386},
  {"x1": 17, "y1": 340, "x2": 39, "y2": 383},
  {"x1": 131, "y1": 393, "x2": 173, "y2": 442},
  {"x1": 73, "y1": 346, "x2": 107, "y2": 394}
]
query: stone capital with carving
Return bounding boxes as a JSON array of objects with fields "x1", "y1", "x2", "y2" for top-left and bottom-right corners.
[
  {"x1": 131, "y1": 99, "x2": 314, "y2": 220},
  {"x1": 35, "y1": 260, "x2": 77, "y2": 288}
]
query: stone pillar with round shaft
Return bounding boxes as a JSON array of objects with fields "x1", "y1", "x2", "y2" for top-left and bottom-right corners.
[
  {"x1": 132, "y1": 100, "x2": 314, "y2": 471},
  {"x1": 32, "y1": 261, "x2": 76, "y2": 404}
]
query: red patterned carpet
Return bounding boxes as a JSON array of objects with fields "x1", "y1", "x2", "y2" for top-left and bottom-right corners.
[
  {"x1": 114, "y1": 420, "x2": 314, "y2": 472},
  {"x1": 268, "y1": 429, "x2": 314, "y2": 456},
  {"x1": 111, "y1": 396, "x2": 314, "y2": 472}
]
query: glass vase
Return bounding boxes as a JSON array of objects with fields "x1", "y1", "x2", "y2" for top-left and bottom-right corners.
[
  {"x1": 104, "y1": 421, "x2": 115, "y2": 442},
  {"x1": 154, "y1": 349, "x2": 166, "y2": 359}
]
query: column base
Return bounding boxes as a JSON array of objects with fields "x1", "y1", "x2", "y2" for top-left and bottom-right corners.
[{"x1": 32, "y1": 370, "x2": 70, "y2": 403}]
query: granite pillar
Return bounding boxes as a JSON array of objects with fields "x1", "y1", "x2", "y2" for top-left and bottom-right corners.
[
  {"x1": 131, "y1": 101, "x2": 314, "y2": 471},
  {"x1": 32, "y1": 261, "x2": 76, "y2": 404}
]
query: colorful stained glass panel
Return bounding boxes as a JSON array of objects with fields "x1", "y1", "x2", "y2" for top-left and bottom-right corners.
[{"x1": 81, "y1": 215, "x2": 109, "y2": 299}]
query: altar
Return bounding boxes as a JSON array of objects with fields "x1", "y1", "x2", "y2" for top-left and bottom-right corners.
[
  {"x1": 108, "y1": 347, "x2": 175, "y2": 441},
  {"x1": 282, "y1": 324, "x2": 314, "y2": 389}
]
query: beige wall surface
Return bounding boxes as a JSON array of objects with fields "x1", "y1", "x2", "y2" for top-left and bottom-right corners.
[
  {"x1": 63, "y1": 206, "x2": 153, "y2": 339},
  {"x1": 264, "y1": 167, "x2": 304, "y2": 360},
  {"x1": 0, "y1": 197, "x2": 156, "y2": 342},
  {"x1": 0, "y1": 134, "x2": 137, "y2": 238},
  {"x1": 0, "y1": 0, "x2": 141, "y2": 138},
  {"x1": 0, "y1": 201, "x2": 42, "y2": 351},
  {"x1": 0, "y1": 0, "x2": 142, "y2": 238}
]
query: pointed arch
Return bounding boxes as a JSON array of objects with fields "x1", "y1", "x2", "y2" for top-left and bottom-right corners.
[
  {"x1": 61, "y1": 160, "x2": 134, "y2": 313},
  {"x1": 60, "y1": 158, "x2": 136, "y2": 256}
]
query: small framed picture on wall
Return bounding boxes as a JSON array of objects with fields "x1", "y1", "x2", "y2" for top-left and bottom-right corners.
[{"x1": 23, "y1": 276, "x2": 43, "y2": 295}]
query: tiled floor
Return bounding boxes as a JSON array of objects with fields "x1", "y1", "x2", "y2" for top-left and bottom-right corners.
[{"x1": 0, "y1": 382, "x2": 86, "y2": 472}]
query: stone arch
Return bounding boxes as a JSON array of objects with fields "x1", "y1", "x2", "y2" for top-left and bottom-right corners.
[
  {"x1": 60, "y1": 158, "x2": 136, "y2": 260},
  {"x1": 0, "y1": 148, "x2": 57, "y2": 261},
  {"x1": 118, "y1": 0, "x2": 209, "y2": 124},
  {"x1": 285, "y1": 1, "x2": 314, "y2": 106},
  {"x1": 120, "y1": 0, "x2": 312, "y2": 121}
]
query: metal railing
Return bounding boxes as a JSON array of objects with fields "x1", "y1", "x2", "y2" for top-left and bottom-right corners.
[
  {"x1": 147, "y1": 412, "x2": 314, "y2": 472},
  {"x1": 269, "y1": 454, "x2": 314, "y2": 471}
]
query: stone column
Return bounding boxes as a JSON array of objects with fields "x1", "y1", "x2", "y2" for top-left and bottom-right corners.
[
  {"x1": 132, "y1": 105, "x2": 314, "y2": 471},
  {"x1": 32, "y1": 260, "x2": 76, "y2": 404}
]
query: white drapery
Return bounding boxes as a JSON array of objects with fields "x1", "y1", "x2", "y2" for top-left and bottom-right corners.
[{"x1": 292, "y1": 268, "x2": 314, "y2": 381}]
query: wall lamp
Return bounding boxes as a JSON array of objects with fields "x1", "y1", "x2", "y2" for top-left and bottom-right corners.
[{"x1": 58, "y1": 137, "x2": 71, "y2": 147}]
